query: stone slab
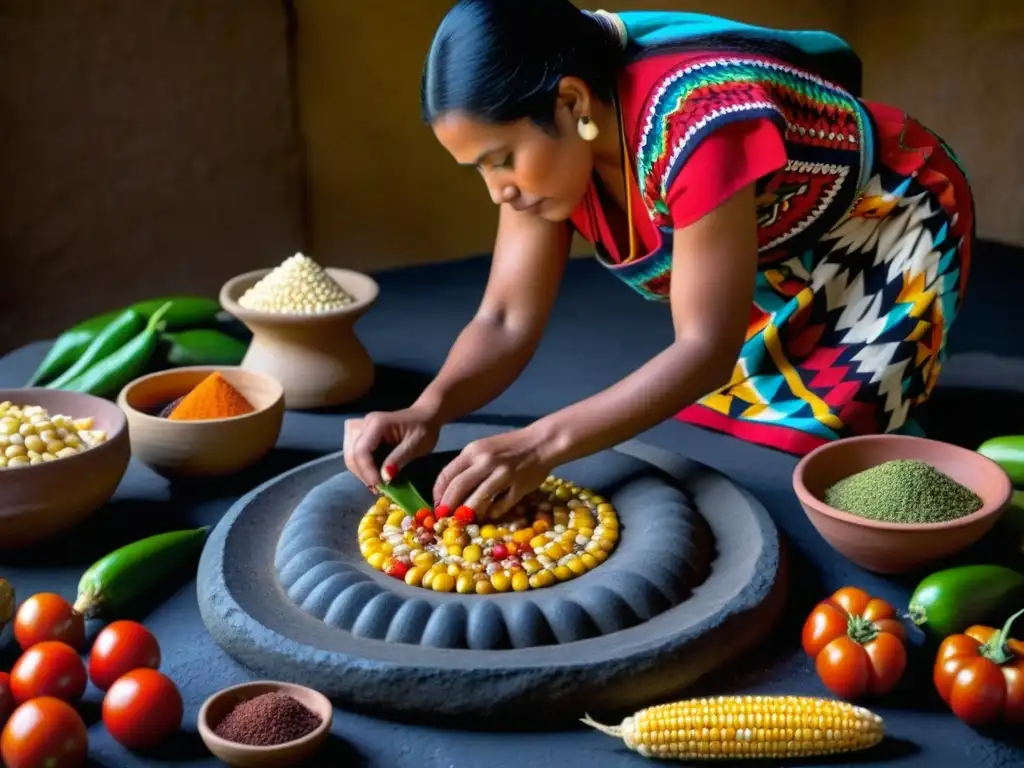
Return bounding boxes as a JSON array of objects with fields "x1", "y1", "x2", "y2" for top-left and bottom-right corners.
[{"x1": 198, "y1": 424, "x2": 787, "y2": 726}]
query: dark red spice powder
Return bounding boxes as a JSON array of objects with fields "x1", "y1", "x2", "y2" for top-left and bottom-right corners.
[{"x1": 213, "y1": 692, "x2": 323, "y2": 746}]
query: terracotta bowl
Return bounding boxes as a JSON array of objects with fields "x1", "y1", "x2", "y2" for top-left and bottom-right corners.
[
  {"x1": 0, "y1": 388, "x2": 131, "y2": 550},
  {"x1": 220, "y1": 267, "x2": 379, "y2": 410},
  {"x1": 197, "y1": 681, "x2": 333, "y2": 767},
  {"x1": 117, "y1": 366, "x2": 284, "y2": 480},
  {"x1": 793, "y1": 434, "x2": 1013, "y2": 574}
]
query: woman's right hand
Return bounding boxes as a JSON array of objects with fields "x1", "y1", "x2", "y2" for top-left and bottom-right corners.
[{"x1": 343, "y1": 407, "x2": 442, "y2": 490}]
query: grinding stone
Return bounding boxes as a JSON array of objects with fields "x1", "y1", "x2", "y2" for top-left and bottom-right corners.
[
  {"x1": 198, "y1": 424, "x2": 786, "y2": 725},
  {"x1": 275, "y1": 448, "x2": 715, "y2": 650}
]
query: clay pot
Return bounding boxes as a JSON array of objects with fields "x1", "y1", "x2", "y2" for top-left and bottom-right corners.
[
  {"x1": 197, "y1": 681, "x2": 333, "y2": 767},
  {"x1": 117, "y1": 366, "x2": 284, "y2": 480},
  {"x1": 0, "y1": 388, "x2": 130, "y2": 550},
  {"x1": 219, "y1": 268, "x2": 379, "y2": 410},
  {"x1": 793, "y1": 434, "x2": 1013, "y2": 574}
]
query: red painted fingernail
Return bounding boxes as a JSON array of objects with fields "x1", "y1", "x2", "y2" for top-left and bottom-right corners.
[{"x1": 383, "y1": 464, "x2": 399, "y2": 482}]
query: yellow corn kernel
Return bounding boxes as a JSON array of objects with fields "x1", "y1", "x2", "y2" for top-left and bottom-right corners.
[
  {"x1": 490, "y1": 571, "x2": 511, "y2": 592},
  {"x1": 404, "y1": 566, "x2": 426, "y2": 586},
  {"x1": 512, "y1": 529, "x2": 535, "y2": 544},
  {"x1": 447, "y1": 563, "x2": 461, "y2": 577},
  {"x1": 581, "y1": 695, "x2": 884, "y2": 760},
  {"x1": 511, "y1": 571, "x2": 530, "y2": 592},
  {"x1": 529, "y1": 535, "x2": 549, "y2": 550},
  {"x1": 475, "y1": 579, "x2": 495, "y2": 595},
  {"x1": 580, "y1": 553, "x2": 598, "y2": 569},
  {"x1": 529, "y1": 570, "x2": 555, "y2": 589},
  {"x1": 456, "y1": 573, "x2": 476, "y2": 594},
  {"x1": 566, "y1": 556, "x2": 587, "y2": 576},
  {"x1": 552, "y1": 565, "x2": 573, "y2": 581},
  {"x1": 359, "y1": 540, "x2": 381, "y2": 558},
  {"x1": 386, "y1": 511, "x2": 406, "y2": 527},
  {"x1": 532, "y1": 518, "x2": 551, "y2": 533},
  {"x1": 431, "y1": 573, "x2": 455, "y2": 592},
  {"x1": 523, "y1": 558, "x2": 541, "y2": 575},
  {"x1": 366, "y1": 552, "x2": 387, "y2": 570},
  {"x1": 447, "y1": 545, "x2": 463, "y2": 557},
  {"x1": 413, "y1": 552, "x2": 436, "y2": 569},
  {"x1": 480, "y1": 524, "x2": 498, "y2": 539},
  {"x1": 545, "y1": 543, "x2": 567, "y2": 560},
  {"x1": 462, "y1": 544, "x2": 482, "y2": 563}
]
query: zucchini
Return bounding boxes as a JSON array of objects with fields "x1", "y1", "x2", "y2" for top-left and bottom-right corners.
[
  {"x1": 977, "y1": 435, "x2": 1024, "y2": 486},
  {"x1": 74, "y1": 527, "x2": 209, "y2": 618},
  {"x1": 908, "y1": 564, "x2": 1024, "y2": 636}
]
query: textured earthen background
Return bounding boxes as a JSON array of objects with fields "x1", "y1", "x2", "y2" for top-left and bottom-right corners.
[{"x1": 2, "y1": 1, "x2": 1022, "y2": 354}]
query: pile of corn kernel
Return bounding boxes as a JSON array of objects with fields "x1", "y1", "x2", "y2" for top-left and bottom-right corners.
[
  {"x1": 0, "y1": 402, "x2": 108, "y2": 469},
  {"x1": 238, "y1": 253, "x2": 356, "y2": 314},
  {"x1": 359, "y1": 476, "x2": 619, "y2": 594}
]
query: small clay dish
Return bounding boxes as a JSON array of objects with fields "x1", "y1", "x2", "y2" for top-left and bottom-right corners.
[
  {"x1": 219, "y1": 267, "x2": 379, "y2": 410},
  {"x1": 117, "y1": 366, "x2": 284, "y2": 480},
  {"x1": 793, "y1": 434, "x2": 1013, "y2": 574},
  {"x1": 197, "y1": 681, "x2": 333, "y2": 767},
  {"x1": 0, "y1": 388, "x2": 131, "y2": 550}
]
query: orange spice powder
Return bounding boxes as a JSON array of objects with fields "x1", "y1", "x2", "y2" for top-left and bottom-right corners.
[{"x1": 168, "y1": 372, "x2": 255, "y2": 421}]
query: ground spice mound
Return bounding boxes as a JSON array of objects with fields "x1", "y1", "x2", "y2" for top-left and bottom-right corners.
[
  {"x1": 213, "y1": 692, "x2": 323, "y2": 746},
  {"x1": 238, "y1": 252, "x2": 355, "y2": 314},
  {"x1": 168, "y1": 372, "x2": 255, "y2": 421},
  {"x1": 825, "y1": 459, "x2": 982, "y2": 524}
]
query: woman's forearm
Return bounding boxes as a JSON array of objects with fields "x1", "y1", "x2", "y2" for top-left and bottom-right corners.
[
  {"x1": 412, "y1": 316, "x2": 542, "y2": 425},
  {"x1": 534, "y1": 339, "x2": 734, "y2": 466}
]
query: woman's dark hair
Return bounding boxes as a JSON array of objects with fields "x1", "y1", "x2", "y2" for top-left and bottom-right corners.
[
  {"x1": 421, "y1": 0, "x2": 622, "y2": 131},
  {"x1": 421, "y1": 0, "x2": 862, "y2": 130}
]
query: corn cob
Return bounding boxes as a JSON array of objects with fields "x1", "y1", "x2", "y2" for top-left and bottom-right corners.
[{"x1": 582, "y1": 695, "x2": 884, "y2": 760}]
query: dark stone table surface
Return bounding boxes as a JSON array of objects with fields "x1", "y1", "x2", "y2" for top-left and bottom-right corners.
[{"x1": 2, "y1": 255, "x2": 1023, "y2": 767}]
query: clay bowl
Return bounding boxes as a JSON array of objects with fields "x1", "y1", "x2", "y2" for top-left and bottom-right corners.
[
  {"x1": 793, "y1": 434, "x2": 1013, "y2": 574},
  {"x1": 219, "y1": 268, "x2": 379, "y2": 410},
  {"x1": 0, "y1": 388, "x2": 130, "y2": 550},
  {"x1": 197, "y1": 681, "x2": 333, "y2": 767},
  {"x1": 117, "y1": 366, "x2": 284, "y2": 480}
]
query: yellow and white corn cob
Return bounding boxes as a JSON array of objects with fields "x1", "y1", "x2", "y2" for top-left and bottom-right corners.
[{"x1": 582, "y1": 695, "x2": 884, "y2": 760}]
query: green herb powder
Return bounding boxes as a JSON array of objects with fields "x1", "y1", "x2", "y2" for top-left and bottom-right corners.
[{"x1": 824, "y1": 459, "x2": 982, "y2": 524}]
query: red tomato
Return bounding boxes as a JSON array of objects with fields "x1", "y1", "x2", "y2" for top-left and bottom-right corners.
[
  {"x1": 102, "y1": 668, "x2": 183, "y2": 750},
  {"x1": 0, "y1": 697, "x2": 88, "y2": 768},
  {"x1": 13, "y1": 593, "x2": 85, "y2": 651},
  {"x1": 88, "y1": 621, "x2": 161, "y2": 691},
  {"x1": 0, "y1": 672, "x2": 14, "y2": 728},
  {"x1": 801, "y1": 586, "x2": 907, "y2": 699},
  {"x1": 9, "y1": 641, "x2": 88, "y2": 704},
  {"x1": 933, "y1": 609, "x2": 1024, "y2": 726}
]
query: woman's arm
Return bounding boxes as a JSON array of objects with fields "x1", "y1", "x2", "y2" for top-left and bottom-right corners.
[
  {"x1": 533, "y1": 182, "x2": 759, "y2": 465},
  {"x1": 413, "y1": 205, "x2": 572, "y2": 425}
]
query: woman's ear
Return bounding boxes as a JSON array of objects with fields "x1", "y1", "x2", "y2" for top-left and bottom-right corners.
[{"x1": 556, "y1": 76, "x2": 593, "y2": 119}]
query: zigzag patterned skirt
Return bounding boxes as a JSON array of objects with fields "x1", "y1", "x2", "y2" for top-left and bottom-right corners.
[{"x1": 678, "y1": 103, "x2": 975, "y2": 455}]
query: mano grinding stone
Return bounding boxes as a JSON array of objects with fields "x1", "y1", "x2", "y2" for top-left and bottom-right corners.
[{"x1": 198, "y1": 424, "x2": 786, "y2": 725}]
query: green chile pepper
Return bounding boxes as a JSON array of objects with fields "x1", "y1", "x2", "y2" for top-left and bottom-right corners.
[
  {"x1": 45, "y1": 309, "x2": 146, "y2": 390},
  {"x1": 161, "y1": 329, "x2": 248, "y2": 367},
  {"x1": 978, "y1": 435, "x2": 1024, "y2": 486},
  {"x1": 26, "y1": 310, "x2": 120, "y2": 386},
  {"x1": 63, "y1": 302, "x2": 174, "y2": 398},
  {"x1": 908, "y1": 564, "x2": 1024, "y2": 636},
  {"x1": 130, "y1": 296, "x2": 221, "y2": 329}
]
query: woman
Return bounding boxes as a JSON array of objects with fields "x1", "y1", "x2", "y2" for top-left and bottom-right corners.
[{"x1": 344, "y1": 1, "x2": 973, "y2": 519}]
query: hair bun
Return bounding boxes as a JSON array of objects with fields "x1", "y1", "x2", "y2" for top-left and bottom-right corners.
[{"x1": 582, "y1": 9, "x2": 627, "y2": 50}]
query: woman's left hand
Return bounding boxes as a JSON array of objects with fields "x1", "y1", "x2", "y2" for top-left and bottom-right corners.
[{"x1": 433, "y1": 426, "x2": 559, "y2": 519}]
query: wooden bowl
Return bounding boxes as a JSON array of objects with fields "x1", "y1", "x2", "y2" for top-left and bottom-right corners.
[
  {"x1": 793, "y1": 434, "x2": 1013, "y2": 574},
  {"x1": 197, "y1": 681, "x2": 333, "y2": 767},
  {"x1": 117, "y1": 367, "x2": 284, "y2": 480},
  {"x1": 0, "y1": 388, "x2": 130, "y2": 550},
  {"x1": 219, "y1": 267, "x2": 379, "y2": 410}
]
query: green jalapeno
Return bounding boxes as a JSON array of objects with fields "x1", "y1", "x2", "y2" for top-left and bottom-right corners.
[
  {"x1": 45, "y1": 309, "x2": 146, "y2": 390},
  {"x1": 130, "y1": 296, "x2": 221, "y2": 329},
  {"x1": 63, "y1": 302, "x2": 174, "y2": 398},
  {"x1": 26, "y1": 310, "x2": 120, "y2": 386},
  {"x1": 161, "y1": 329, "x2": 248, "y2": 367}
]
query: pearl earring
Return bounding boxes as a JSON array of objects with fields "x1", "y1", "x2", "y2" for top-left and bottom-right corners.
[{"x1": 577, "y1": 116, "x2": 599, "y2": 141}]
